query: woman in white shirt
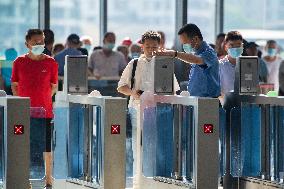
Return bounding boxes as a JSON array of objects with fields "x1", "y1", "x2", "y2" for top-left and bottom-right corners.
[{"x1": 262, "y1": 40, "x2": 282, "y2": 92}]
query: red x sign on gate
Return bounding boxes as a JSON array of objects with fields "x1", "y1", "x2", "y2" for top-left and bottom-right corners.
[
  {"x1": 111, "y1": 125, "x2": 120, "y2": 134},
  {"x1": 203, "y1": 124, "x2": 213, "y2": 134},
  {"x1": 14, "y1": 125, "x2": 24, "y2": 135}
]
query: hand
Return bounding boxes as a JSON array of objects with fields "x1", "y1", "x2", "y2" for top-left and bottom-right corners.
[
  {"x1": 131, "y1": 89, "x2": 141, "y2": 100},
  {"x1": 154, "y1": 49, "x2": 175, "y2": 57}
]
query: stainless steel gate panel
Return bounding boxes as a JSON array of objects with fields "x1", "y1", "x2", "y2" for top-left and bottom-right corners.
[{"x1": 0, "y1": 96, "x2": 30, "y2": 189}]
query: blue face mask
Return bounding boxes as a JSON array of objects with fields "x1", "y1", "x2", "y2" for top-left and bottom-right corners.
[
  {"x1": 103, "y1": 43, "x2": 115, "y2": 50},
  {"x1": 31, "y1": 45, "x2": 45, "y2": 56},
  {"x1": 84, "y1": 44, "x2": 91, "y2": 51},
  {"x1": 227, "y1": 47, "x2": 243, "y2": 58},
  {"x1": 131, "y1": 52, "x2": 140, "y2": 59},
  {"x1": 267, "y1": 48, "x2": 277, "y2": 57},
  {"x1": 183, "y1": 43, "x2": 193, "y2": 53}
]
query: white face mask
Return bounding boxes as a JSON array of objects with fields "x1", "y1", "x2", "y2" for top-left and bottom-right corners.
[{"x1": 31, "y1": 45, "x2": 45, "y2": 55}]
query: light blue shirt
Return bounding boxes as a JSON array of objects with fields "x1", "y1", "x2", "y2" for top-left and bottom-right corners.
[
  {"x1": 188, "y1": 41, "x2": 220, "y2": 97},
  {"x1": 219, "y1": 56, "x2": 236, "y2": 94},
  {"x1": 54, "y1": 48, "x2": 82, "y2": 76}
]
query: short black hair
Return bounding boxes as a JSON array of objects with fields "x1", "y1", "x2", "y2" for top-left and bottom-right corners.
[
  {"x1": 225, "y1": 31, "x2": 243, "y2": 43},
  {"x1": 141, "y1": 31, "x2": 161, "y2": 44},
  {"x1": 217, "y1": 33, "x2": 226, "y2": 39},
  {"x1": 67, "y1": 33, "x2": 80, "y2": 45},
  {"x1": 266, "y1": 40, "x2": 276, "y2": 46},
  {"x1": 178, "y1": 23, "x2": 203, "y2": 40},
  {"x1": 43, "y1": 29, "x2": 54, "y2": 45},
  {"x1": 103, "y1": 32, "x2": 115, "y2": 40},
  {"x1": 25, "y1": 29, "x2": 44, "y2": 41}
]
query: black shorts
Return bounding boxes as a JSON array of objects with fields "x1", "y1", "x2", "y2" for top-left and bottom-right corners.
[{"x1": 30, "y1": 118, "x2": 53, "y2": 152}]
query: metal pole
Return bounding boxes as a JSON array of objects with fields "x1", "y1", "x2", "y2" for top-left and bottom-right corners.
[
  {"x1": 38, "y1": 0, "x2": 50, "y2": 29},
  {"x1": 215, "y1": 0, "x2": 224, "y2": 36},
  {"x1": 174, "y1": 0, "x2": 189, "y2": 83},
  {"x1": 99, "y1": 0, "x2": 107, "y2": 45}
]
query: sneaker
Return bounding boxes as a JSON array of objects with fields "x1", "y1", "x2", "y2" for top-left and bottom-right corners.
[{"x1": 44, "y1": 184, "x2": 52, "y2": 189}]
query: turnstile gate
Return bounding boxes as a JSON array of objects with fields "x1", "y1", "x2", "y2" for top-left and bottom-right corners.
[
  {"x1": 0, "y1": 96, "x2": 30, "y2": 189},
  {"x1": 138, "y1": 93, "x2": 220, "y2": 189},
  {"x1": 53, "y1": 92, "x2": 127, "y2": 189},
  {"x1": 223, "y1": 93, "x2": 284, "y2": 189}
]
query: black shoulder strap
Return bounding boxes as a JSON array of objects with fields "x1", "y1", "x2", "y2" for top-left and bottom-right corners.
[{"x1": 130, "y1": 59, "x2": 138, "y2": 89}]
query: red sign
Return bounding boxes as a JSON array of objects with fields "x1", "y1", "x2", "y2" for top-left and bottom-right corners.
[
  {"x1": 14, "y1": 125, "x2": 24, "y2": 135},
  {"x1": 111, "y1": 125, "x2": 120, "y2": 134},
  {"x1": 203, "y1": 124, "x2": 213, "y2": 134}
]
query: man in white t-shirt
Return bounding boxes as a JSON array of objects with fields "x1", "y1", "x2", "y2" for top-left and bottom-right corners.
[
  {"x1": 117, "y1": 31, "x2": 179, "y2": 189},
  {"x1": 262, "y1": 40, "x2": 283, "y2": 92}
]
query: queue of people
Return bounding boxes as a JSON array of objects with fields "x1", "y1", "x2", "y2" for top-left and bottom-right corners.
[{"x1": 1, "y1": 23, "x2": 284, "y2": 189}]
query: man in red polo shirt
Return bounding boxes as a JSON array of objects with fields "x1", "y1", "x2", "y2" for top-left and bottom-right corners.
[{"x1": 11, "y1": 29, "x2": 58, "y2": 189}]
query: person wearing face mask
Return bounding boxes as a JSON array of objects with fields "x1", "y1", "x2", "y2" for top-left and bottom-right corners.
[
  {"x1": 54, "y1": 33, "x2": 82, "y2": 76},
  {"x1": 80, "y1": 35, "x2": 93, "y2": 52},
  {"x1": 11, "y1": 29, "x2": 58, "y2": 189},
  {"x1": 262, "y1": 40, "x2": 282, "y2": 92},
  {"x1": 88, "y1": 32, "x2": 126, "y2": 79},
  {"x1": 129, "y1": 43, "x2": 142, "y2": 60},
  {"x1": 219, "y1": 31, "x2": 243, "y2": 99},
  {"x1": 117, "y1": 31, "x2": 180, "y2": 189},
  {"x1": 156, "y1": 23, "x2": 220, "y2": 98}
]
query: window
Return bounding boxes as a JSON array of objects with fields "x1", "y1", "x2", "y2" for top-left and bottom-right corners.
[
  {"x1": 50, "y1": 0, "x2": 100, "y2": 48},
  {"x1": 108, "y1": 0, "x2": 175, "y2": 49},
  {"x1": 224, "y1": 0, "x2": 284, "y2": 48},
  {"x1": 188, "y1": 0, "x2": 216, "y2": 43},
  {"x1": 0, "y1": 0, "x2": 38, "y2": 57}
]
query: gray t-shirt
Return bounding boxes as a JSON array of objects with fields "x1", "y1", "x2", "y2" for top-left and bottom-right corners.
[{"x1": 88, "y1": 49, "x2": 126, "y2": 77}]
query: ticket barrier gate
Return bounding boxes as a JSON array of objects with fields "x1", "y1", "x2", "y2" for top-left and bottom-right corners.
[
  {"x1": 53, "y1": 92, "x2": 127, "y2": 189},
  {"x1": 138, "y1": 93, "x2": 219, "y2": 189},
  {"x1": 223, "y1": 93, "x2": 284, "y2": 189},
  {"x1": 0, "y1": 96, "x2": 30, "y2": 189}
]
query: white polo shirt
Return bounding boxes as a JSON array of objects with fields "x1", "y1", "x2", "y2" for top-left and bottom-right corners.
[
  {"x1": 263, "y1": 56, "x2": 282, "y2": 91},
  {"x1": 118, "y1": 55, "x2": 180, "y2": 108}
]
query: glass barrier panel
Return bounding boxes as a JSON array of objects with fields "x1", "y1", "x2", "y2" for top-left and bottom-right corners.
[
  {"x1": 155, "y1": 103, "x2": 174, "y2": 177},
  {"x1": 241, "y1": 104, "x2": 261, "y2": 177},
  {"x1": 0, "y1": 106, "x2": 4, "y2": 182},
  {"x1": 230, "y1": 107, "x2": 241, "y2": 177},
  {"x1": 53, "y1": 107, "x2": 69, "y2": 179},
  {"x1": 142, "y1": 103, "x2": 195, "y2": 184},
  {"x1": 142, "y1": 106, "x2": 157, "y2": 177},
  {"x1": 269, "y1": 106, "x2": 284, "y2": 181},
  {"x1": 230, "y1": 105, "x2": 261, "y2": 178},
  {"x1": 68, "y1": 103, "x2": 87, "y2": 179},
  {"x1": 277, "y1": 106, "x2": 284, "y2": 182},
  {"x1": 219, "y1": 108, "x2": 226, "y2": 177},
  {"x1": 30, "y1": 107, "x2": 46, "y2": 179},
  {"x1": 269, "y1": 105, "x2": 277, "y2": 181},
  {"x1": 181, "y1": 105, "x2": 194, "y2": 182},
  {"x1": 92, "y1": 105, "x2": 102, "y2": 184}
]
